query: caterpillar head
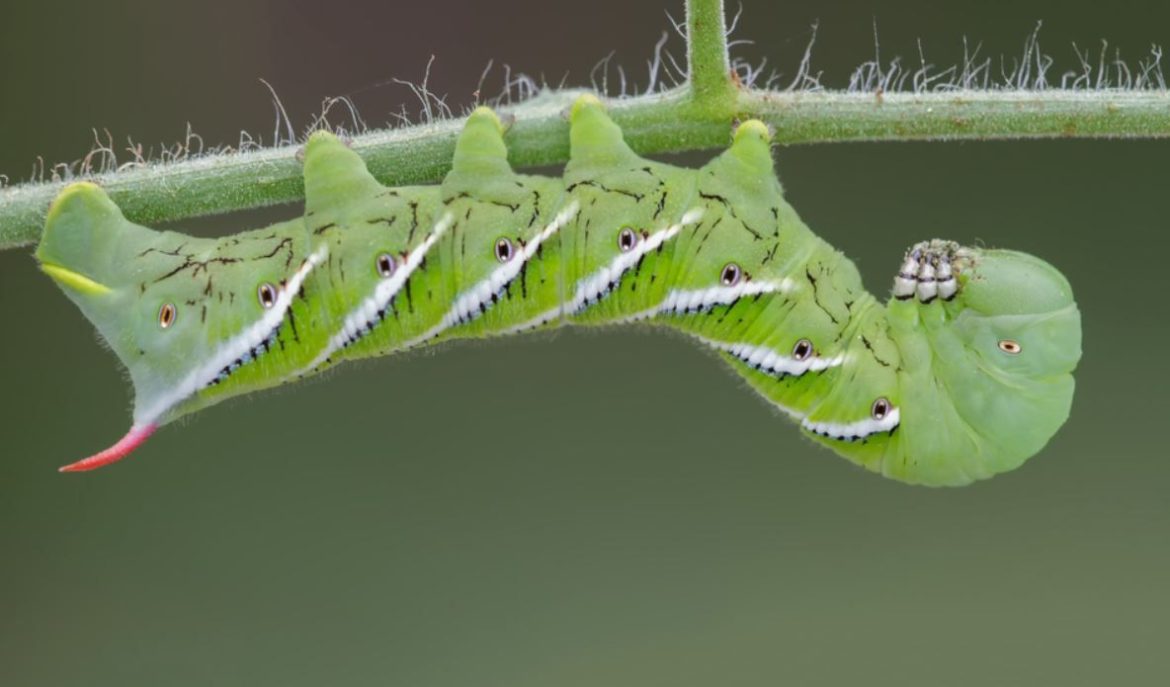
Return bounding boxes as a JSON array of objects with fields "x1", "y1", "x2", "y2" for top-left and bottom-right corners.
[
  {"x1": 868, "y1": 244, "x2": 1080, "y2": 486},
  {"x1": 36, "y1": 183, "x2": 322, "y2": 471}
]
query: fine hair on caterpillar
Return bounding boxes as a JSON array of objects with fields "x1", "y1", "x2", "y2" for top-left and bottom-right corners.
[{"x1": 35, "y1": 94, "x2": 1081, "y2": 486}]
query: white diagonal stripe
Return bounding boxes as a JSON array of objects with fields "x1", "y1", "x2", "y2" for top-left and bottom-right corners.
[
  {"x1": 135, "y1": 244, "x2": 328, "y2": 425},
  {"x1": 400, "y1": 202, "x2": 579, "y2": 349},
  {"x1": 615, "y1": 278, "x2": 797, "y2": 324},
  {"x1": 801, "y1": 408, "x2": 901, "y2": 440},
  {"x1": 499, "y1": 207, "x2": 705, "y2": 333},
  {"x1": 295, "y1": 212, "x2": 454, "y2": 375},
  {"x1": 694, "y1": 336, "x2": 845, "y2": 377},
  {"x1": 566, "y1": 207, "x2": 704, "y2": 316}
]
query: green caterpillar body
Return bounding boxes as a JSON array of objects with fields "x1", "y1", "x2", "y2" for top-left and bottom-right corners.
[{"x1": 35, "y1": 95, "x2": 1081, "y2": 485}]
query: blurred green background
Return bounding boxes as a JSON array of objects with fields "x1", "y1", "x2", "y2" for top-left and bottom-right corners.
[{"x1": 1, "y1": 1, "x2": 1167, "y2": 684}]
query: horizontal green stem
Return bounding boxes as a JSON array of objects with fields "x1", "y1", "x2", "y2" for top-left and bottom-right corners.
[{"x1": 3, "y1": 86, "x2": 1169, "y2": 251}]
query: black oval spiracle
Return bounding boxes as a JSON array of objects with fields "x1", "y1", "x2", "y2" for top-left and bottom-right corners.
[
  {"x1": 617, "y1": 228, "x2": 637, "y2": 252},
  {"x1": 257, "y1": 283, "x2": 278, "y2": 309},
  {"x1": 998, "y1": 339, "x2": 1022, "y2": 354},
  {"x1": 494, "y1": 238, "x2": 515, "y2": 263},
  {"x1": 376, "y1": 252, "x2": 397, "y2": 277},
  {"x1": 720, "y1": 262, "x2": 742, "y2": 286},
  {"x1": 158, "y1": 303, "x2": 177, "y2": 329},
  {"x1": 792, "y1": 338, "x2": 813, "y2": 361}
]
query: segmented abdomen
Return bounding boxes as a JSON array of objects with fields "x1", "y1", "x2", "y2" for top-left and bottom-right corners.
[{"x1": 294, "y1": 107, "x2": 883, "y2": 448}]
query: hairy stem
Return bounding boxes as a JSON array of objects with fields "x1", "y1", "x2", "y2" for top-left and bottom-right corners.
[
  {"x1": 2, "y1": 0, "x2": 1169, "y2": 252},
  {"x1": 686, "y1": 0, "x2": 736, "y2": 114}
]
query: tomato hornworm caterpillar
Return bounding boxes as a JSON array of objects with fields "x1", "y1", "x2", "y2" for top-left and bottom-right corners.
[{"x1": 35, "y1": 95, "x2": 1081, "y2": 485}]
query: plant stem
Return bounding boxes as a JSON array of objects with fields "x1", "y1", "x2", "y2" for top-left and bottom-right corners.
[
  {"x1": 2, "y1": 0, "x2": 1169, "y2": 251},
  {"x1": 686, "y1": 0, "x2": 736, "y2": 115}
]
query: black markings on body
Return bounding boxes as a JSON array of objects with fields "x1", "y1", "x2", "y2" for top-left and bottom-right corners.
[
  {"x1": 695, "y1": 217, "x2": 719, "y2": 247},
  {"x1": 565, "y1": 179, "x2": 644, "y2": 202},
  {"x1": 489, "y1": 200, "x2": 519, "y2": 212},
  {"x1": 152, "y1": 257, "x2": 238, "y2": 283},
  {"x1": 728, "y1": 349, "x2": 796, "y2": 381},
  {"x1": 269, "y1": 239, "x2": 297, "y2": 269},
  {"x1": 149, "y1": 235, "x2": 296, "y2": 284},
  {"x1": 740, "y1": 222, "x2": 764, "y2": 240},
  {"x1": 367, "y1": 217, "x2": 396, "y2": 229},
  {"x1": 205, "y1": 327, "x2": 282, "y2": 389},
  {"x1": 653, "y1": 191, "x2": 667, "y2": 220},
  {"x1": 633, "y1": 255, "x2": 647, "y2": 278},
  {"x1": 138, "y1": 244, "x2": 188, "y2": 258},
  {"x1": 860, "y1": 335, "x2": 892, "y2": 367},
  {"x1": 287, "y1": 306, "x2": 301, "y2": 343},
  {"x1": 230, "y1": 232, "x2": 278, "y2": 244},
  {"x1": 699, "y1": 191, "x2": 764, "y2": 241},
  {"x1": 529, "y1": 190, "x2": 541, "y2": 228},
  {"x1": 407, "y1": 202, "x2": 420, "y2": 242},
  {"x1": 313, "y1": 222, "x2": 337, "y2": 235},
  {"x1": 805, "y1": 266, "x2": 840, "y2": 325},
  {"x1": 698, "y1": 191, "x2": 729, "y2": 206}
]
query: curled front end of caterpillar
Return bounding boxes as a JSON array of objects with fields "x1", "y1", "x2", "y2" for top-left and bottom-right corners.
[{"x1": 794, "y1": 242, "x2": 1081, "y2": 486}]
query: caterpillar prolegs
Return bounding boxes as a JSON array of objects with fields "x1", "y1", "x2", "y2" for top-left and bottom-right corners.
[{"x1": 35, "y1": 95, "x2": 1081, "y2": 486}]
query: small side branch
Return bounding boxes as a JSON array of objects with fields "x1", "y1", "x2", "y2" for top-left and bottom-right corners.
[{"x1": 686, "y1": 0, "x2": 735, "y2": 112}]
